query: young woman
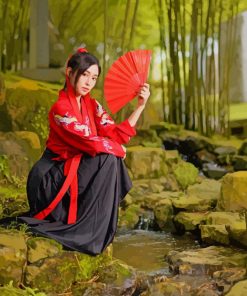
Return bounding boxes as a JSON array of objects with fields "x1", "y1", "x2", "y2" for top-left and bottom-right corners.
[{"x1": 19, "y1": 48, "x2": 150, "y2": 255}]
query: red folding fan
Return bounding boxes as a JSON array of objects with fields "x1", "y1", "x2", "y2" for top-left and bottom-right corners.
[{"x1": 104, "y1": 49, "x2": 152, "y2": 114}]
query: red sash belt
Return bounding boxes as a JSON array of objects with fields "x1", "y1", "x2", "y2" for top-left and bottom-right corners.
[{"x1": 34, "y1": 154, "x2": 82, "y2": 224}]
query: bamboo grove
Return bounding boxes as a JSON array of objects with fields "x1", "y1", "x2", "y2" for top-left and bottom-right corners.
[
  {"x1": 155, "y1": 0, "x2": 244, "y2": 137},
  {"x1": 0, "y1": 0, "x2": 247, "y2": 136}
]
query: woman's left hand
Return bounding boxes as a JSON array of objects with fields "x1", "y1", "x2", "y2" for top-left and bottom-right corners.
[{"x1": 137, "y1": 83, "x2": 150, "y2": 107}]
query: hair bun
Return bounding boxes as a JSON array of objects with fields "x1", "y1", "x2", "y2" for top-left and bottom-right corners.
[{"x1": 77, "y1": 47, "x2": 88, "y2": 53}]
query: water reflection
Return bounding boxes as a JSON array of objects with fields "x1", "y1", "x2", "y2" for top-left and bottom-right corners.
[{"x1": 113, "y1": 230, "x2": 200, "y2": 272}]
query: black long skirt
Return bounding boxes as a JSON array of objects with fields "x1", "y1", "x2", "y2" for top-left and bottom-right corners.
[{"x1": 17, "y1": 149, "x2": 132, "y2": 256}]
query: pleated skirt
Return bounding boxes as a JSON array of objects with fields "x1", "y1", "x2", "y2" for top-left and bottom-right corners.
[{"x1": 17, "y1": 149, "x2": 132, "y2": 255}]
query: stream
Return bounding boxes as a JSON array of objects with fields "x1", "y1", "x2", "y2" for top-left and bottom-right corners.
[{"x1": 113, "y1": 229, "x2": 200, "y2": 273}]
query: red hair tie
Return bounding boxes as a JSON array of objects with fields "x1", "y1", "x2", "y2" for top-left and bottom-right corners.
[{"x1": 77, "y1": 47, "x2": 88, "y2": 53}]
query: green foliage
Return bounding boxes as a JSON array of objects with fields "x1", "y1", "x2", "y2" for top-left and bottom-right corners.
[
  {"x1": 0, "y1": 281, "x2": 47, "y2": 296},
  {"x1": 30, "y1": 106, "x2": 49, "y2": 145},
  {"x1": 74, "y1": 253, "x2": 111, "y2": 281},
  {"x1": 0, "y1": 154, "x2": 26, "y2": 187},
  {"x1": 0, "y1": 154, "x2": 10, "y2": 180}
]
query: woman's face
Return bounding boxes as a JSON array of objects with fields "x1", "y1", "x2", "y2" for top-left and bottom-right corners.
[{"x1": 70, "y1": 64, "x2": 99, "y2": 96}]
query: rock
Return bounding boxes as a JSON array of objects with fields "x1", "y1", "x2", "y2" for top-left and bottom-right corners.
[
  {"x1": 214, "y1": 146, "x2": 237, "y2": 166},
  {"x1": 196, "y1": 149, "x2": 216, "y2": 165},
  {"x1": 71, "y1": 282, "x2": 107, "y2": 296},
  {"x1": 97, "y1": 259, "x2": 133, "y2": 285},
  {"x1": 202, "y1": 163, "x2": 228, "y2": 180},
  {"x1": 239, "y1": 140, "x2": 247, "y2": 156},
  {"x1": 226, "y1": 228, "x2": 247, "y2": 248},
  {"x1": 24, "y1": 253, "x2": 81, "y2": 293},
  {"x1": 165, "y1": 150, "x2": 180, "y2": 162},
  {"x1": 153, "y1": 198, "x2": 174, "y2": 230},
  {"x1": 120, "y1": 193, "x2": 133, "y2": 207},
  {"x1": 0, "y1": 228, "x2": 27, "y2": 286},
  {"x1": 174, "y1": 212, "x2": 208, "y2": 232},
  {"x1": 0, "y1": 185, "x2": 28, "y2": 219},
  {"x1": 25, "y1": 249, "x2": 113, "y2": 294},
  {"x1": 214, "y1": 146, "x2": 238, "y2": 157},
  {"x1": 200, "y1": 225, "x2": 229, "y2": 245},
  {"x1": 205, "y1": 212, "x2": 246, "y2": 230},
  {"x1": 233, "y1": 155, "x2": 247, "y2": 171},
  {"x1": 173, "y1": 161, "x2": 199, "y2": 190},
  {"x1": 125, "y1": 146, "x2": 167, "y2": 179},
  {"x1": 187, "y1": 179, "x2": 221, "y2": 203},
  {"x1": 27, "y1": 237, "x2": 63, "y2": 263},
  {"x1": 217, "y1": 171, "x2": 247, "y2": 211},
  {"x1": 213, "y1": 267, "x2": 246, "y2": 294},
  {"x1": 192, "y1": 282, "x2": 219, "y2": 296},
  {"x1": 0, "y1": 131, "x2": 41, "y2": 178},
  {"x1": 129, "y1": 178, "x2": 166, "y2": 199},
  {"x1": 150, "y1": 121, "x2": 182, "y2": 133},
  {"x1": 201, "y1": 212, "x2": 246, "y2": 246},
  {"x1": 128, "y1": 190, "x2": 179, "y2": 210},
  {"x1": 128, "y1": 128, "x2": 162, "y2": 148},
  {"x1": 118, "y1": 204, "x2": 143, "y2": 229},
  {"x1": 166, "y1": 246, "x2": 247, "y2": 276},
  {"x1": 225, "y1": 279, "x2": 247, "y2": 296},
  {"x1": 5, "y1": 86, "x2": 56, "y2": 145},
  {"x1": 172, "y1": 195, "x2": 214, "y2": 212},
  {"x1": 146, "y1": 280, "x2": 191, "y2": 296}
]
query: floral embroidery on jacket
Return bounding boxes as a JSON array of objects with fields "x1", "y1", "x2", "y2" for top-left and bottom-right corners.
[
  {"x1": 54, "y1": 113, "x2": 77, "y2": 125},
  {"x1": 95, "y1": 101, "x2": 114, "y2": 126},
  {"x1": 74, "y1": 124, "x2": 91, "y2": 136},
  {"x1": 100, "y1": 113, "x2": 114, "y2": 126}
]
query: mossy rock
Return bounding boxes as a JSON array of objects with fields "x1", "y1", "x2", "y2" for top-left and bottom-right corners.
[
  {"x1": 150, "y1": 121, "x2": 183, "y2": 133},
  {"x1": 205, "y1": 212, "x2": 246, "y2": 230},
  {"x1": 226, "y1": 228, "x2": 247, "y2": 249},
  {"x1": 187, "y1": 179, "x2": 221, "y2": 202},
  {"x1": 125, "y1": 146, "x2": 167, "y2": 179},
  {"x1": 200, "y1": 224, "x2": 230, "y2": 245},
  {"x1": 172, "y1": 194, "x2": 214, "y2": 212},
  {"x1": 225, "y1": 280, "x2": 247, "y2": 296},
  {"x1": 167, "y1": 246, "x2": 247, "y2": 276},
  {"x1": 5, "y1": 86, "x2": 56, "y2": 146},
  {"x1": 0, "y1": 131, "x2": 41, "y2": 178},
  {"x1": 0, "y1": 228, "x2": 27, "y2": 286},
  {"x1": 0, "y1": 184, "x2": 28, "y2": 219},
  {"x1": 147, "y1": 281, "x2": 191, "y2": 296},
  {"x1": 128, "y1": 128, "x2": 162, "y2": 148},
  {"x1": 238, "y1": 140, "x2": 247, "y2": 156},
  {"x1": 173, "y1": 161, "x2": 199, "y2": 190},
  {"x1": 24, "y1": 249, "x2": 112, "y2": 294},
  {"x1": 153, "y1": 198, "x2": 174, "y2": 230},
  {"x1": 233, "y1": 155, "x2": 247, "y2": 171},
  {"x1": 97, "y1": 258, "x2": 133, "y2": 285},
  {"x1": 27, "y1": 237, "x2": 63, "y2": 264},
  {"x1": 217, "y1": 171, "x2": 247, "y2": 211},
  {"x1": 174, "y1": 212, "x2": 208, "y2": 232},
  {"x1": 129, "y1": 178, "x2": 166, "y2": 199},
  {"x1": 118, "y1": 204, "x2": 143, "y2": 229}
]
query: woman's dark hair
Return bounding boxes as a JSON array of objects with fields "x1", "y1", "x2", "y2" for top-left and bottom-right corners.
[{"x1": 65, "y1": 52, "x2": 101, "y2": 88}]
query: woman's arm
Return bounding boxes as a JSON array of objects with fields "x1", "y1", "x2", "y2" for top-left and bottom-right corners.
[
  {"x1": 49, "y1": 105, "x2": 125, "y2": 158},
  {"x1": 128, "y1": 83, "x2": 150, "y2": 127},
  {"x1": 93, "y1": 83, "x2": 150, "y2": 144}
]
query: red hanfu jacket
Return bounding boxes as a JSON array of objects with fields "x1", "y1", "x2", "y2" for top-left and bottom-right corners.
[
  {"x1": 46, "y1": 89, "x2": 136, "y2": 160},
  {"x1": 34, "y1": 87, "x2": 136, "y2": 224}
]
